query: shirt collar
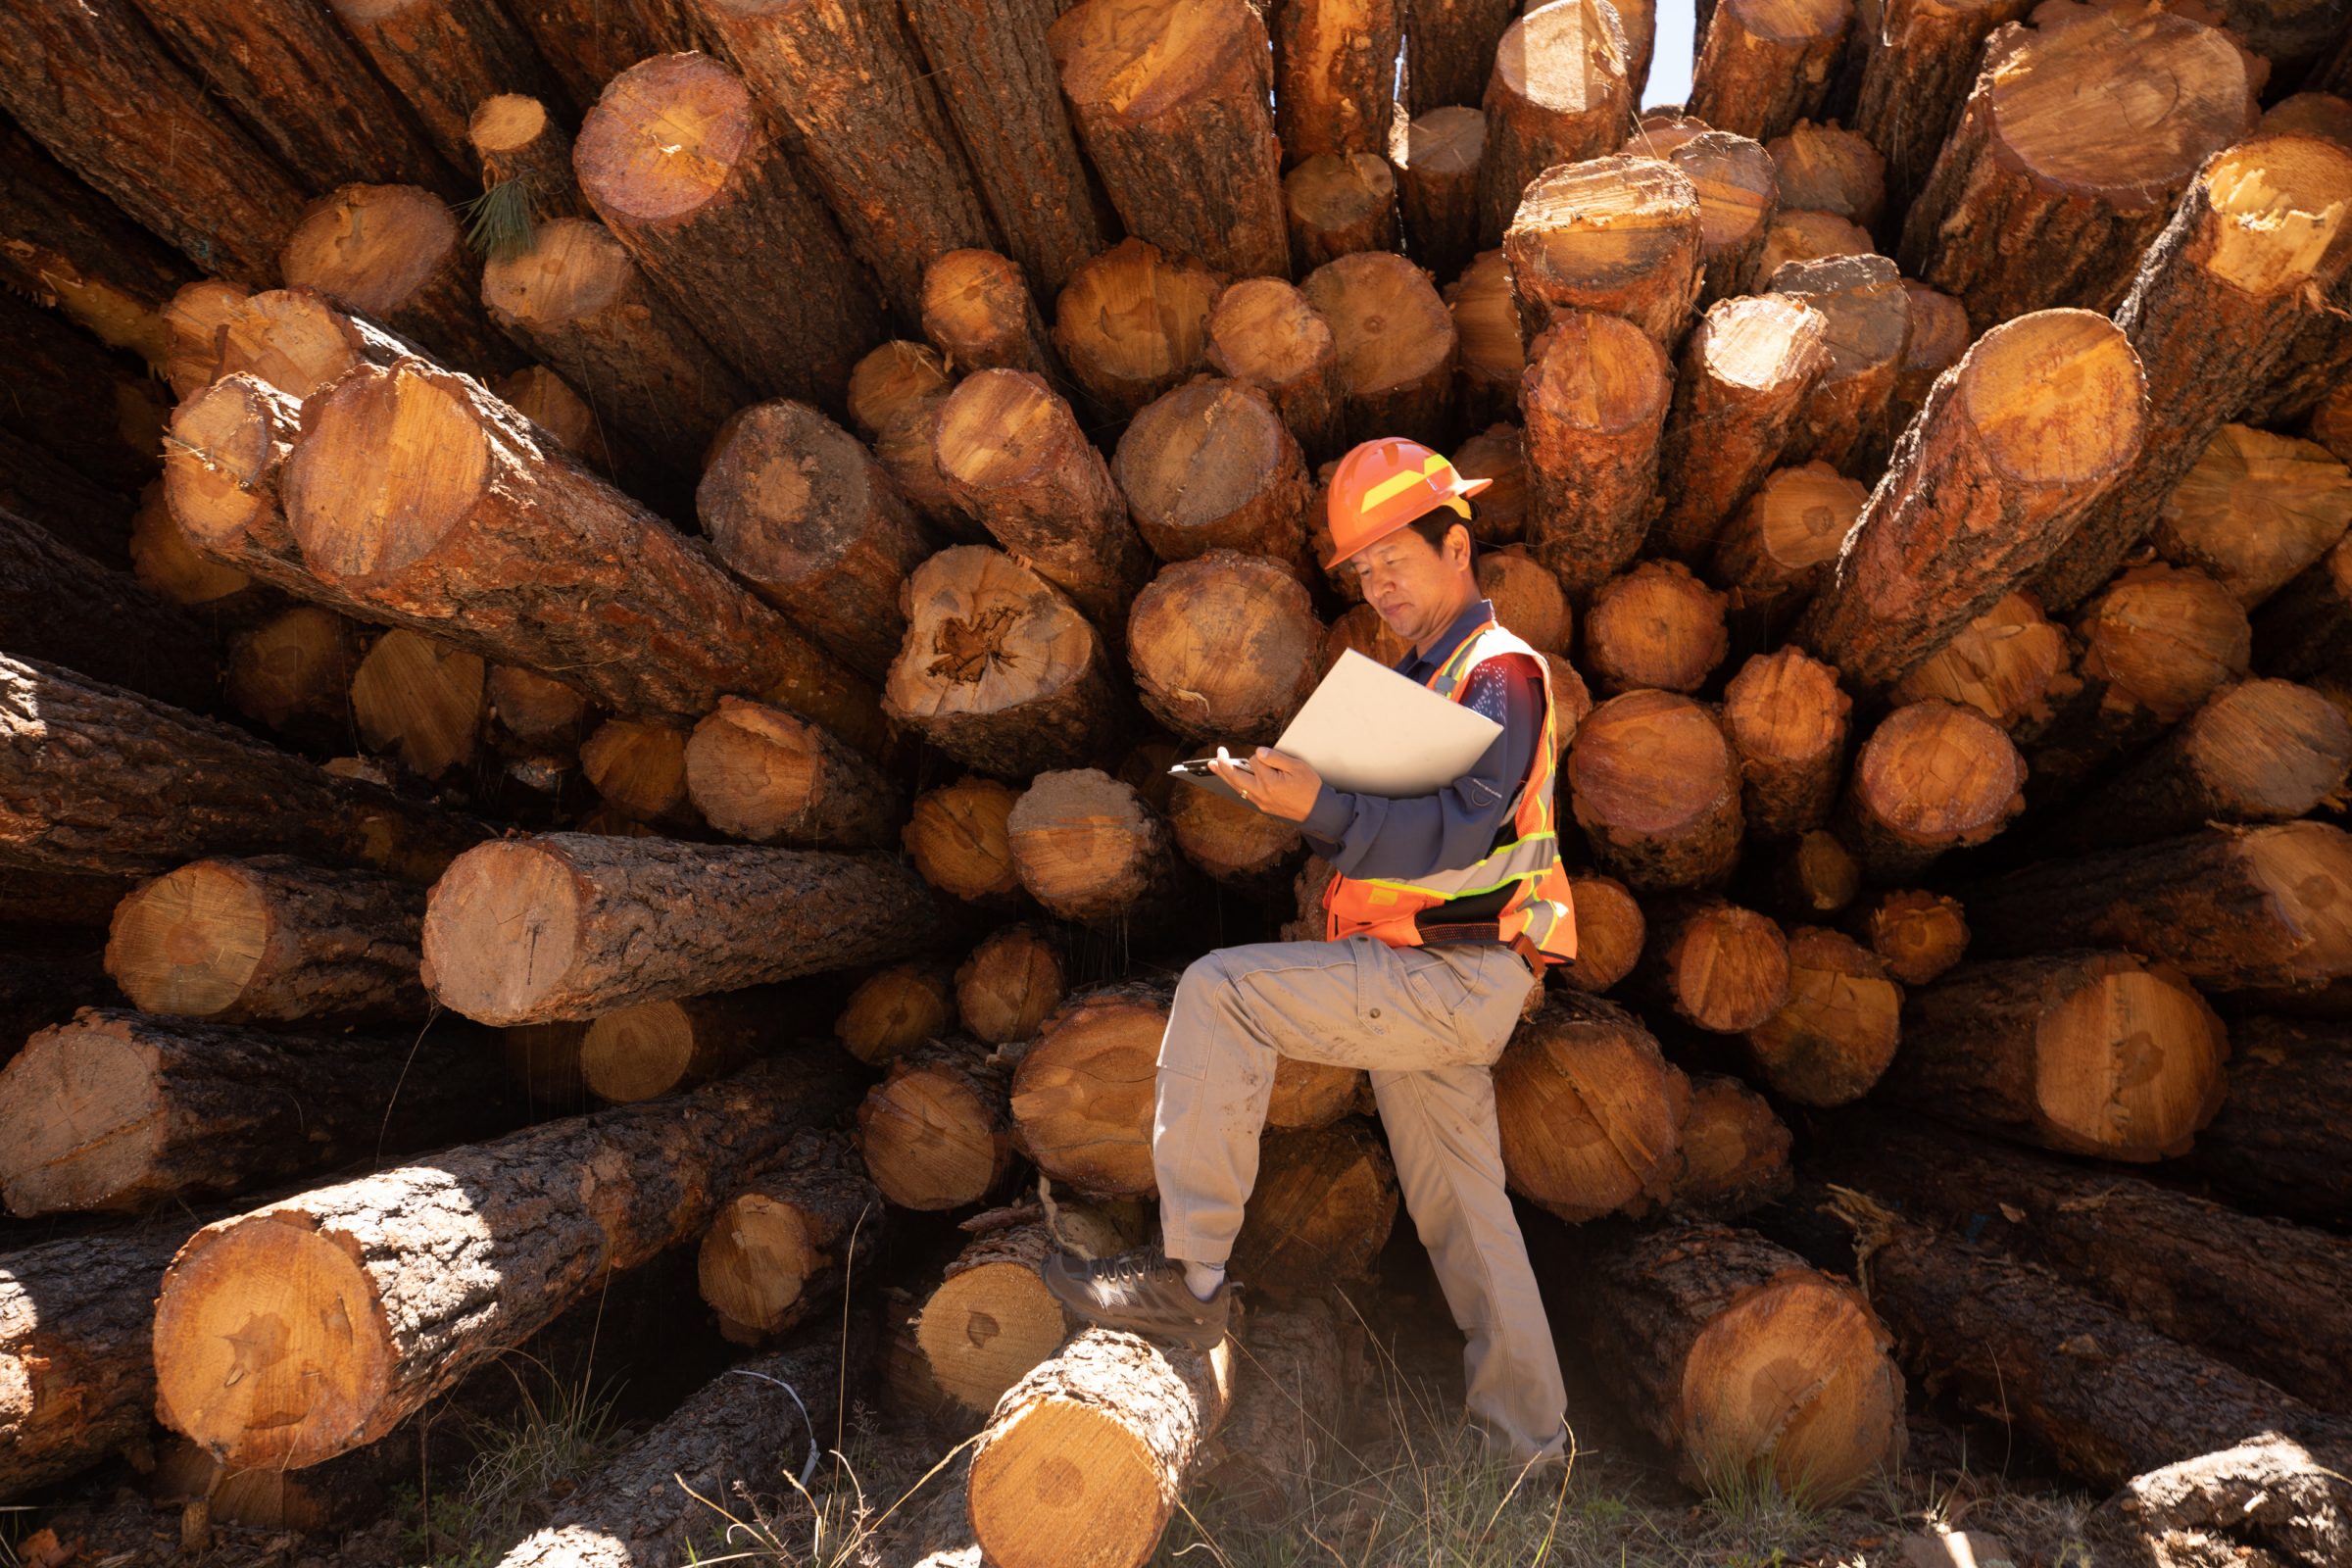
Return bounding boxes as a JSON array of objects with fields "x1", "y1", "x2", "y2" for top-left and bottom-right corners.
[{"x1": 1396, "y1": 598, "x2": 1496, "y2": 683}]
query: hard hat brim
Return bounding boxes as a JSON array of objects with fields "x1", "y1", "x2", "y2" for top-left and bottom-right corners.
[{"x1": 1322, "y1": 473, "x2": 1493, "y2": 569}]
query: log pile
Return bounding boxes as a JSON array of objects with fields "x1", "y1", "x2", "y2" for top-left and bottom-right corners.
[{"x1": 6, "y1": 6, "x2": 2352, "y2": 1567}]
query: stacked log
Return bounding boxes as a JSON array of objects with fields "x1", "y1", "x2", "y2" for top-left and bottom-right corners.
[{"x1": 1477, "y1": 0, "x2": 1636, "y2": 248}]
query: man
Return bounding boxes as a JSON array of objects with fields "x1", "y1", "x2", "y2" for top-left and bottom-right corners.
[{"x1": 1045, "y1": 435, "x2": 1577, "y2": 1465}]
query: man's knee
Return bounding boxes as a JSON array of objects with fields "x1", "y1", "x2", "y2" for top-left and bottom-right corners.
[{"x1": 1160, "y1": 949, "x2": 1240, "y2": 1080}]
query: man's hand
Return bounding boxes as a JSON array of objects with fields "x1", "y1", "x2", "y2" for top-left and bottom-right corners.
[{"x1": 1211, "y1": 746, "x2": 1321, "y2": 821}]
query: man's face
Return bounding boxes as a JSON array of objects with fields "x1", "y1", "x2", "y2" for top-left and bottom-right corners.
[{"x1": 1348, "y1": 516, "x2": 1470, "y2": 646}]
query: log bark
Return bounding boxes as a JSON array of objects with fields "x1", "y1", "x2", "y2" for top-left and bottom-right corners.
[
  {"x1": 1522, "y1": 312, "x2": 1671, "y2": 595},
  {"x1": 280, "y1": 183, "x2": 520, "y2": 377},
  {"x1": 1404, "y1": 0, "x2": 1519, "y2": 114},
  {"x1": 1285, "y1": 154, "x2": 1401, "y2": 273},
  {"x1": 467, "y1": 95, "x2": 584, "y2": 224},
  {"x1": 1766, "y1": 120, "x2": 1883, "y2": 228},
  {"x1": 2030, "y1": 133, "x2": 2352, "y2": 612},
  {"x1": 0, "y1": 0, "x2": 309, "y2": 286},
  {"x1": 956, "y1": 926, "x2": 1066, "y2": 1047},
  {"x1": 1203, "y1": 279, "x2": 1348, "y2": 465},
  {"x1": 0, "y1": 119, "x2": 196, "y2": 370},
  {"x1": 699, "y1": 398, "x2": 934, "y2": 681},
  {"x1": 1897, "y1": 8, "x2": 2256, "y2": 332},
  {"x1": 573, "y1": 52, "x2": 884, "y2": 413},
  {"x1": 935, "y1": 369, "x2": 1152, "y2": 627},
  {"x1": 1115, "y1": 378, "x2": 1312, "y2": 567},
  {"x1": 1838, "y1": 699, "x2": 2025, "y2": 880},
  {"x1": 1196, "y1": 1300, "x2": 1346, "y2": 1521},
  {"x1": 1050, "y1": 0, "x2": 1287, "y2": 279},
  {"x1": 1128, "y1": 553, "x2": 1323, "y2": 743},
  {"x1": 1445, "y1": 249, "x2": 1523, "y2": 431},
  {"x1": 1233, "y1": 1118, "x2": 1399, "y2": 1292},
  {"x1": 858, "y1": 1035, "x2": 1015, "y2": 1211},
  {"x1": 480, "y1": 218, "x2": 756, "y2": 483},
  {"x1": 0, "y1": 654, "x2": 482, "y2": 881},
  {"x1": 884, "y1": 547, "x2": 1122, "y2": 779},
  {"x1": 0, "y1": 507, "x2": 222, "y2": 713},
  {"x1": 1006, "y1": 978, "x2": 1170, "y2": 1198},
  {"x1": 1652, "y1": 294, "x2": 1828, "y2": 560},
  {"x1": 1494, "y1": 992, "x2": 1687, "y2": 1221},
  {"x1": 1, "y1": 1228, "x2": 182, "y2": 1496},
  {"x1": 916, "y1": 1202, "x2": 1132, "y2": 1414},
  {"x1": 1710, "y1": 461, "x2": 1867, "y2": 621},
  {"x1": 1688, "y1": 0, "x2": 1854, "y2": 144},
  {"x1": 1299, "y1": 251, "x2": 1459, "y2": 449},
  {"x1": 1647, "y1": 128, "x2": 1779, "y2": 304},
  {"x1": 105, "y1": 856, "x2": 426, "y2": 1025},
  {"x1": 921, "y1": 250, "x2": 1060, "y2": 379},
  {"x1": 1558, "y1": 872, "x2": 1644, "y2": 994},
  {"x1": 1273, "y1": 0, "x2": 1403, "y2": 164},
  {"x1": 1745, "y1": 926, "x2": 1899, "y2": 1104},
  {"x1": 966, "y1": 1329, "x2": 1236, "y2": 1568},
  {"x1": 684, "y1": 698, "x2": 903, "y2": 850},
  {"x1": 1812, "y1": 1110, "x2": 2352, "y2": 1416},
  {"x1": 1644, "y1": 898, "x2": 1791, "y2": 1034},
  {"x1": 499, "y1": 0, "x2": 708, "y2": 117},
  {"x1": 1671, "y1": 1073, "x2": 1792, "y2": 1218},
  {"x1": 1796, "y1": 309, "x2": 2144, "y2": 694},
  {"x1": 1724, "y1": 648, "x2": 1849, "y2": 839},
  {"x1": 1583, "y1": 560, "x2": 1730, "y2": 695},
  {"x1": 1007, "y1": 770, "x2": 1185, "y2": 926},
  {"x1": 698, "y1": 1129, "x2": 879, "y2": 1341},
  {"x1": 1570, "y1": 1218, "x2": 1904, "y2": 1502},
  {"x1": 1566, "y1": 689, "x2": 1743, "y2": 890},
  {"x1": 1888, "y1": 589, "x2": 2074, "y2": 732},
  {"x1": 1477, "y1": 0, "x2": 1636, "y2": 247},
  {"x1": 283, "y1": 358, "x2": 883, "y2": 748},
  {"x1": 421, "y1": 833, "x2": 947, "y2": 1026},
  {"x1": 1859, "y1": 888, "x2": 1968, "y2": 985},
  {"x1": 577, "y1": 990, "x2": 783, "y2": 1104},
  {"x1": 1850, "y1": 0, "x2": 2034, "y2": 216},
  {"x1": 2154, "y1": 423, "x2": 2352, "y2": 609},
  {"x1": 904, "y1": 776, "x2": 1023, "y2": 904},
  {"x1": 1765, "y1": 251, "x2": 1912, "y2": 474},
  {"x1": 1505, "y1": 155, "x2": 1702, "y2": 345},
  {"x1": 0, "y1": 870, "x2": 146, "y2": 933},
  {"x1": 833, "y1": 961, "x2": 956, "y2": 1067},
  {"x1": 0, "y1": 1007, "x2": 510, "y2": 1216},
  {"x1": 1888, "y1": 278, "x2": 1971, "y2": 432},
  {"x1": 351, "y1": 628, "x2": 486, "y2": 781},
  {"x1": 1050, "y1": 239, "x2": 1224, "y2": 421},
  {"x1": 1391, "y1": 106, "x2": 1487, "y2": 286},
  {"x1": 324, "y1": 0, "x2": 567, "y2": 177},
  {"x1": 2179, "y1": 1015, "x2": 2352, "y2": 1229}
]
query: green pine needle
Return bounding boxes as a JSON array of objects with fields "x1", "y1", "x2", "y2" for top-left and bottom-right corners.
[{"x1": 461, "y1": 178, "x2": 537, "y2": 263}]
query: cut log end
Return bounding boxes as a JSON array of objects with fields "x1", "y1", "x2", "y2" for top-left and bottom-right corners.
[
  {"x1": 105, "y1": 861, "x2": 269, "y2": 1018},
  {"x1": 418, "y1": 840, "x2": 584, "y2": 1026},
  {"x1": 1494, "y1": 995, "x2": 1684, "y2": 1222},
  {"x1": 1010, "y1": 984, "x2": 1170, "y2": 1198}
]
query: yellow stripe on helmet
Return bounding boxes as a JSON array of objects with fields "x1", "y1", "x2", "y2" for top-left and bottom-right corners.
[{"x1": 1358, "y1": 452, "x2": 1458, "y2": 513}]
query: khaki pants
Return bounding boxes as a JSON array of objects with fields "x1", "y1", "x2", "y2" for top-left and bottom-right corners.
[{"x1": 1153, "y1": 935, "x2": 1568, "y2": 1461}]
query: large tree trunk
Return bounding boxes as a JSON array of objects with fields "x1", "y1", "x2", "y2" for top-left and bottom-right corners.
[
  {"x1": 915, "y1": 1202, "x2": 1133, "y2": 1415},
  {"x1": 421, "y1": 833, "x2": 947, "y2": 1026},
  {"x1": 1007, "y1": 979, "x2": 1170, "y2": 1199},
  {"x1": 279, "y1": 183, "x2": 520, "y2": 377},
  {"x1": 921, "y1": 249, "x2": 1061, "y2": 379},
  {"x1": 0, "y1": 655, "x2": 482, "y2": 881},
  {"x1": 2178, "y1": 1015, "x2": 2352, "y2": 1230},
  {"x1": 0, "y1": 1007, "x2": 510, "y2": 1217},
  {"x1": 1049, "y1": 0, "x2": 1287, "y2": 279},
  {"x1": 1838, "y1": 699, "x2": 2025, "y2": 880},
  {"x1": 2031, "y1": 133, "x2": 2352, "y2": 612},
  {"x1": 1494, "y1": 992, "x2": 1687, "y2": 1222},
  {"x1": 105, "y1": 856, "x2": 425, "y2": 1024},
  {"x1": 2, "y1": 1228, "x2": 183, "y2": 1496},
  {"x1": 1723, "y1": 648, "x2": 1849, "y2": 840},
  {"x1": 0, "y1": 120, "x2": 196, "y2": 370},
  {"x1": 1391, "y1": 107, "x2": 1487, "y2": 288},
  {"x1": 153, "y1": 1055, "x2": 861, "y2": 1470},
  {"x1": 0, "y1": 507, "x2": 221, "y2": 713},
  {"x1": 1404, "y1": 0, "x2": 1518, "y2": 114},
  {"x1": 1765, "y1": 251, "x2": 1912, "y2": 475},
  {"x1": 0, "y1": 0, "x2": 309, "y2": 286},
  {"x1": 1878, "y1": 950, "x2": 2229, "y2": 1161},
  {"x1": 1960, "y1": 821, "x2": 2352, "y2": 991},
  {"x1": 1850, "y1": 0, "x2": 2034, "y2": 217},
  {"x1": 1812, "y1": 1110, "x2": 2352, "y2": 1415},
  {"x1": 1743, "y1": 926, "x2": 1900, "y2": 1105},
  {"x1": 1566, "y1": 690, "x2": 1743, "y2": 890},
  {"x1": 1651, "y1": 295, "x2": 1828, "y2": 561},
  {"x1": 1299, "y1": 251, "x2": 1459, "y2": 449},
  {"x1": 1687, "y1": 0, "x2": 1853, "y2": 144},
  {"x1": 857, "y1": 1035, "x2": 1015, "y2": 1211},
  {"x1": 572, "y1": 52, "x2": 884, "y2": 413},
  {"x1": 1522, "y1": 312, "x2": 1671, "y2": 596},
  {"x1": 1128, "y1": 554, "x2": 1322, "y2": 742},
  {"x1": 697, "y1": 1129, "x2": 879, "y2": 1342},
  {"x1": 1477, "y1": 0, "x2": 1635, "y2": 247},
  {"x1": 1796, "y1": 310, "x2": 2143, "y2": 695},
  {"x1": 1272, "y1": 0, "x2": 1402, "y2": 164},
  {"x1": 1652, "y1": 128, "x2": 1779, "y2": 305},
  {"x1": 499, "y1": 0, "x2": 708, "y2": 117},
  {"x1": 684, "y1": 698, "x2": 903, "y2": 850},
  {"x1": 323, "y1": 0, "x2": 566, "y2": 179},
  {"x1": 1114, "y1": 378, "x2": 1312, "y2": 567},
  {"x1": 1563, "y1": 1218, "x2": 1905, "y2": 1503},
  {"x1": 1203, "y1": 279, "x2": 1348, "y2": 465}
]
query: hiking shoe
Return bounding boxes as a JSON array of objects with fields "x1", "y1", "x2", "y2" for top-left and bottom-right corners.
[{"x1": 1042, "y1": 1248, "x2": 1233, "y2": 1349}]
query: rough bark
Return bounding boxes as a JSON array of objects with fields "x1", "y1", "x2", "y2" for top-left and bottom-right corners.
[
  {"x1": 1494, "y1": 992, "x2": 1687, "y2": 1221},
  {"x1": 1477, "y1": 0, "x2": 1636, "y2": 247},
  {"x1": 1, "y1": 1228, "x2": 183, "y2": 1496},
  {"x1": 1404, "y1": 0, "x2": 1519, "y2": 113},
  {"x1": 684, "y1": 698, "x2": 903, "y2": 850},
  {"x1": 1851, "y1": 0, "x2": 2034, "y2": 215},
  {"x1": 1127, "y1": 553, "x2": 1323, "y2": 743},
  {"x1": 1566, "y1": 689, "x2": 1744, "y2": 890},
  {"x1": 499, "y1": 0, "x2": 709, "y2": 117},
  {"x1": 916, "y1": 1203, "x2": 1132, "y2": 1414},
  {"x1": 1745, "y1": 926, "x2": 1900, "y2": 1104},
  {"x1": 324, "y1": 0, "x2": 568, "y2": 183},
  {"x1": 177, "y1": 284, "x2": 418, "y2": 406},
  {"x1": 280, "y1": 183, "x2": 521, "y2": 377},
  {"x1": 1838, "y1": 699, "x2": 2025, "y2": 881},
  {"x1": 467, "y1": 95, "x2": 584, "y2": 224},
  {"x1": 0, "y1": 119, "x2": 195, "y2": 370},
  {"x1": 697, "y1": 1129, "x2": 879, "y2": 1341},
  {"x1": 904, "y1": 776, "x2": 1023, "y2": 904},
  {"x1": 1688, "y1": 0, "x2": 1854, "y2": 144},
  {"x1": 1273, "y1": 0, "x2": 1403, "y2": 164},
  {"x1": 1506, "y1": 155, "x2": 1703, "y2": 346},
  {"x1": 1391, "y1": 106, "x2": 1487, "y2": 286},
  {"x1": 2179, "y1": 1015, "x2": 2352, "y2": 1229},
  {"x1": 1652, "y1": 294, "x2": 1828, "y2": 560},
  {"x1": 0, "y1": 508, "x2": 221, "y2": 713},
  {"x1": 1724, "y1": 648, "x2": 1849, "y2": 839},
  {"x1": 857, "y1": 1035, "x2": 1015, "y2": 1211},
  {"x1": 1765, "y1": 251, "x2": 1912, "y2": 475},
  {"x1": 1522, "y1": 312, "x2": 1671, "y2": 596}
]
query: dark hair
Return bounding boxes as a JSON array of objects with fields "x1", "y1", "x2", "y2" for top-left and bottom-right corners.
[{"x1": 1405, "y1": 509, "x2": 1472, "y2": 556}]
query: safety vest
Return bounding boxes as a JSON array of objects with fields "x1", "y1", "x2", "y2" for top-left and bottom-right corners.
[{"x1": 1323, "y1": 620, "x2": 1578, "y2": 964}]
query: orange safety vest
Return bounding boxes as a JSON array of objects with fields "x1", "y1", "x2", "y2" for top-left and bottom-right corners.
[{"x1": 1323, "y1": 620, "x2": 1578, "y2": 964}]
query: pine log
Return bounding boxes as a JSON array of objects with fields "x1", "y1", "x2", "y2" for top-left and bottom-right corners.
[
  {"x1": 1887, "y1": 279, "x2": 1969, "y2": 434},
  {"x1": 137, "y1": 474, "x2": 261, "y2": 612},
  {"x1": 1649, "y1": 128, "x2": 1779, "y2": 304},
  {"x1": 956, "y1": 927, "x2": 1065, "y2": 1047},
  {"x1": 1522, "y1": 312, "x2": 1671, "y2": 595},
  {"x1": 1776, "y1": 827, "x2": 1860, "y2": 917},
  {"x1": 1006, "y1": 770, "x2": 1183, "y2": 925},
  {"x1": 0, "y1": 871, "x2": 147, "y2": 934},
  {"x1": 1049, "y1": 0, "x2": 1286, "y2": 279},
  {"x1": 1494, "y1": 992, "x2": 1686, "y2": 1221},
  {"x1": 1194, "y1": 1301, "x2": 1345, "y2": 1522},
  {"x1": 1298, "y1": 251, "x2": 1459, "y2": 448},
  {"x1": 2030, "y1": 133, "x2": 2352, "y2": 612},
  {"x1": 0, "y1": 119, "x2": 196, "y2": 369},
  {"x1": 858, "y1": 1035, "x2": 1014, "y2": 1210},
  {"x1": 1445, "y1": 249, "x2": 1524, "y2": 430},
  {"x1": 467, "y1": 95, "x2": 584, "y2": 224},
  {"x1": 1839, "y1": 700, "x2": 2025, "y2": 880},
  {"x1": 833, "y1": 961, "x2": 955, "y2": 1067},
  {"x1": 905, "y1": 777, "x2": 1022, "y2": 905},
  {"x1": 2179, "y1": 1015, "x2": 2351, "y2": 1229},
  {"x1": 1203, "y1": 279, "x2": 1348, "y2": 465},
  {"x1": 851, "y1": 339, "x2": 953, "y2": 436},
  {"x1": 105, "y1": 856, "x2": 425, "y2": 1025},
  {"x1": 1233, "y1": 1118, "x2": 1399, "y2": 1292},
  {"x1": 492, "y1": 366, "x2": 613, "y2": 478},
  {"x1": 0, "y1": 654, "x2": 482, "y2": 881},
  {"x1": 1651, "y1": 294, "x2": 1828, "y2": 559},
  {"x1": 1050, "y1": 239, "x2": 1223, "y2": 420},
  {"x1": 697, "y1": 1129, "x2": 877, "y2": 1341},
  {"x1": 0, "y1": 0, "x2": 308, "y2": 286},
  {"x1": 1644, "y1": 898, "x2": 1792, "y2": 1034},
  {"x1": 1710, "y1": 461, "x2": 1866, "y2": 620},
  {"x1": 479, "y1": 218, "x2": 755, "y2": 480},
  {"x1": 1567, "y1": 689, "x2": 1743, "y2": 890},
  {"x1": 1476, "y1": 0, "x2": 1636, "y2": 248},
  {"x1": 1, "y1": 1228, "x2": 182, "y2": 1496},
  {"x1": 1475, "y1": 549, "x2": 1572, "y2": 653},
  {"x1": 1285, "y1": 154, "x2": 1402, "y2": 273},
  {"x1": 935, "y1": 369, "x2": 1151, "y2": 626},
  {"x1": 1850, "y1": 0, "x2": 2033, "y2": 215},
  {"x1": 1272, "y1": 0, "x2": 1402, "y2": 164},
  {"x1": 577, "y1": 990, "x2": 785, "y2": 1105},
  {"x1": 1128, "y1": 554, "x2": 1323, "y2": 743},
  {"x1": 1888, "y1": 589, "x2": 2074, "y2": 732},
  {"x1": 1571, "y1": 1219, "x2": 1904, "y2": 1502},
  {"x1": 1812, "y1": 1110, "x2": 2352, "y2": 1415},
  {"x1": 1765, "y1": 120, "x2": 1883, "y2": 228},
  {"x1": 1390, "y1": 106, "x2": 1487, "y2": 285},
  {"x1": 1754, "y1": 207, "x2": 1876, "y2": 280},
  {"x1": 0, "y1": 506, "x2": 222, "y2": 713},
  {"x1": 1505, "y1": 156, "x2": 1702, "y2": 346},
  {"x1": 2254, "y1": 530, "x2": 2352, "y2": 686},
  {"x1": 573, "y1": 52, "x2": 883, "y2": 411},
  {"x1": 1004, "y1": 979, "x2": 1168, "y2": 1199},
  {"x1": 1859, "y1": 889, "x2": 1967, "y2": 985},
  {"x1": 1559, "y1": 872, "x2": 1643, "y2": 994},
  {"x1": 1404, "y1": 0, "x2": 1519, "y2": 114},
  {"x1": 1168, "y1": 782, "x2": 1305, "y2": 888},
  {"x1": 499, "y1": 0, "x2": 706, "y2": 117},
  {"x1": 1744, "y1": 926, "x2": 1899, "y2": 1104},
  {"x1": 350, "y1": 628, "x2": 485, "y2": 781},
  {"x1": 421, "y1": 833, "x2": 946, "y2": 1026},
  {"x1": 915, "y1": 1202, "x2": 1132, "y2": 1414},
  {"x1": 1114, "y1": 379, "x2": 1311, "y2": 567},
  {"x1": 324, "y1": 0, "x2": 564, "y2": 175},
  {"x1": 1583, "y1": 561, "x2": 1730, "y2": 695},
  {"x1": 1897, "y1": 8, "x2": 2255, "y2": 332},
  {"x1": 1796, "y1": 309, "x2": 2144, "y2": 694},
  {"x1": 1671, "y1": 1072, "x2": 1792, "y2": 1218},
  {"x1": 699, "y1": 399, "x2": 933, "y2": 681},
  {"x1": 1688, "y1": 0, "x2": 1854, "y2": 144},
  {"x1": 920, "y1": 250, "x2": 1058, "y2": 380},
  {"x1": 185, "y1": 285, "x2": 416, "y2": 405},
  {"x1": 0, "y1": 1007, "x2": 509, "y2": 1216},
  {"x1": 486, "y1": 664, "x2": 595, "y2": 755},
  {"x1": 576, "y1": 717, "x2": 691, "y2": 828},
  {"x1": 1717, "y1": 648, "x2": 1848, "y2": 841},
  {"x1": 966, "y1": 1328, "x2": 1235, "y2": 1568},
  {"x1": 159, "y1": 280, "x2": 252, "y2": 398},
  {"x1": 1765, "y1": 251, "x2": 1911, "y2": 474},
  {"x1": 280, "y1": 183, "x2": 518, "y2": 377},
  {"x1": 2154, "y1": 424, "x2": 2352, "y2": 608},
  {"x1": 684, "y1": 697, "x2": 901, "y2": 850}
]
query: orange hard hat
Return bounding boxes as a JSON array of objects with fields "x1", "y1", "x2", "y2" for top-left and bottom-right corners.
[{"x1": 1323, "y1": 437, "x2": 1492, "y2": 568}]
